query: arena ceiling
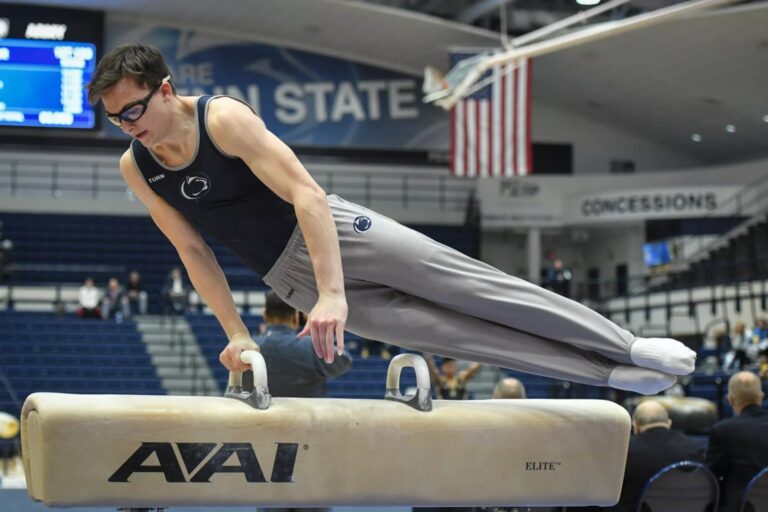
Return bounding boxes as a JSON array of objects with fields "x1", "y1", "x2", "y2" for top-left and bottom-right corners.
[{"x1": 10, "y1": 0, "x2": 768, "y2": 165}]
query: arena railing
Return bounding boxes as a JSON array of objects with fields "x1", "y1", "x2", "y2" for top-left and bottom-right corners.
[
  {"x1": 673, "y1": 171, "x2": 768, "y2": 268},
  {"x1": 0, "y1": 283, "x2": 76, "y2": 312},
  {"x1": 570, "y1": 258, "x2": 768, "y2": 339},
  {"x1": 571, "y1": 257, "x2": 768, "y2": 304},
  {"x1": 0, "y1": 156, "x2": 475, "y2": 212}
]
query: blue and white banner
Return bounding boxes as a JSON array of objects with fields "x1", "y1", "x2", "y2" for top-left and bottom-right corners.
[{"x1": 106, "y1": 22, "x2": 448, "y2": 150}]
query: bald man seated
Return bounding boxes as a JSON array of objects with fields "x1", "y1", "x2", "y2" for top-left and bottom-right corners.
[
  {"x1": 706, "y1": 371, "x2": 768, "y2": 512},
  {"x1": 492, "y1": 377, "x2": 527, "y2": 399},
  {"x1": 612, "y1": 400, "x2": 705, "y2": 510}
]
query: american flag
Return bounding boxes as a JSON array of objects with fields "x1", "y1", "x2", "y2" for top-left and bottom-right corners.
[{"x1": 450, "y1": 52, "x2": 532, "y2": 177}]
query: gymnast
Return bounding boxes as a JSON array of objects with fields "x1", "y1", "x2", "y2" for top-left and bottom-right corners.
[{"x1": 86, "y1": 43, "x2": 696, "y2": 395}]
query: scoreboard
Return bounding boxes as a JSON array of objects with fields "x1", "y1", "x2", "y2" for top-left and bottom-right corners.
[
  {"x1": 0, "y1": 38, "x2": 97, "y2": 129},
  {"x1": 0, "y1": 3, "x2": 103, "y2": 132}
]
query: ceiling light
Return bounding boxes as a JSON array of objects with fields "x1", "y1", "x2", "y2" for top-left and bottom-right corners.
[
  {"x1": 725, "y1": 124, "x2": 736, "y2": 133},
  {"x1": 576, "y1": 0, "x2": 601, "y2": 5},
  {"x1": 691, "y1": 133, "x2": 702, "y2": 142}
]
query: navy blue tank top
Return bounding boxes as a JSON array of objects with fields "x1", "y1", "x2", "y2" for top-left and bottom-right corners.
[{"x1": 130, "y1": 95, "x2": 297, "y2": 276}]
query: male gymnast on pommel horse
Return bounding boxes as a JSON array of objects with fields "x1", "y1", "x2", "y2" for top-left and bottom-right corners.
[{"x1": 87, "y1": 43, "x2": 695, "y2": 395}]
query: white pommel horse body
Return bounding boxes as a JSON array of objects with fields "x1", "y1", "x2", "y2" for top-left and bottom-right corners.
[{"x1": 21, "y1": 353, "x2": 631, "y2": 509}]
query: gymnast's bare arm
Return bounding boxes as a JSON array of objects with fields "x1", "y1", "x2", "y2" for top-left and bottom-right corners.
[
  {"x1": 207, "y1": 97, "x2": 348, "y2": 364},
  {"x1": 118, "y1": 151, "x2": 257, "y2": 371}
]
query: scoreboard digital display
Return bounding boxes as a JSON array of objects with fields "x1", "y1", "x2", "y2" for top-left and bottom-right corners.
[
  {"x1": 0, "y1": 38, "x2": 97, "y2": 129},
  {"x1": 0, "y1": 3, "x2": 103, "y2": 133}
]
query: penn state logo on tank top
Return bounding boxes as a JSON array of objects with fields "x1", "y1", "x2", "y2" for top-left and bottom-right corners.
[
  {"x1": 180, "y1": 174, "x2": 211, "y2": 200},
  {"x1": 130, "y1": 95, "x2": 297, "y2": 276}
]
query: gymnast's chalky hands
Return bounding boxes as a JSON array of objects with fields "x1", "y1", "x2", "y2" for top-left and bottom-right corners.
[
  {"x1": 220, "y1": 333, "x2": 260, "y2": 372},
  {"x1": 299, "y1": 293, "x2": 348, "y2": 363}
]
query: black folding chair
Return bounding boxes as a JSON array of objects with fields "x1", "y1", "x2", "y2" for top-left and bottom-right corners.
[
  {"x1": 740, "y1": 466, "x2": 768, "y2": 512},
  {"x1": 636, "y1": 460, "x2": 719, "y2": 512}
]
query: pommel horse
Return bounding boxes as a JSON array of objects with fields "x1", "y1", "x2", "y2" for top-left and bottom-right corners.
[{"x1": 21, "y1": 353, "x2": 631, "y2": 511}]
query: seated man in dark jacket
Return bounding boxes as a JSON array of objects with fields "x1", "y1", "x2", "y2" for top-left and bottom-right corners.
[
  {"x1": 616, "y1": 400, "x2": 706, "y2": 510},
  {"x1": 252, "y1": 292, "x2": 352, "y2": 512},
  {"x1": 255, "y1": 291, "x2": 353, "y2": 398},
  {"x1": 706, "y1": 371, "x2": 768, "y2": 512}
]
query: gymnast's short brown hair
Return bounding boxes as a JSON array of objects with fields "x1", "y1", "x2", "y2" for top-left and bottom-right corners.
[{"x1": 87, "y1": 43, "x2": 175, "y2": 104}]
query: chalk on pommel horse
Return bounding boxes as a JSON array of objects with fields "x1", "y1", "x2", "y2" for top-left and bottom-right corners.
[{"x1": 21, "y1": 352, "x2": 631, "y2": 510}]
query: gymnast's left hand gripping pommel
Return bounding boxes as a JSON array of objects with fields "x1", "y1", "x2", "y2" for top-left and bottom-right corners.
[{"x1": 224, "y1": 350, "x2": 272, "y2": 410}]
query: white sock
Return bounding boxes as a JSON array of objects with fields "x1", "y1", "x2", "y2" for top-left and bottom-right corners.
[
  {"x1": 630, "y1": 337, "x2": 697, "y2": 376},
  {"x1": 608, "y1": 365, "x2": 676, "y2": 395}
]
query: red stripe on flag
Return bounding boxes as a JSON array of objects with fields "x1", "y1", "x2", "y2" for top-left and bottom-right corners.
[
  {"x1": 463, "y1": 101, "x2": 469, "y2": 177},
  {"x1": 474, "y1": 101, "x2": 481, "y2": 178},
  {"x1": 512, "y1": 64, "x2": 518, "y2": 176},
  {"x1": 500, "y1": 70, "x2": 506, "y2": 177},
  {"x1": 487, "y1": 100, "x2": 493, "y2": 177},
  {"x1": 450, "y1": 105, "x2": 456, "y2": 174},
  {"x1": 526, "y1": 59, "x2": 533, "y2": 175}
]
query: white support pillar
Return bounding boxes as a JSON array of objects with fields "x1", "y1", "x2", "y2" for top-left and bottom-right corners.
[{"x1": 527, "y1": 227, "x2": 541, "y2": 284}]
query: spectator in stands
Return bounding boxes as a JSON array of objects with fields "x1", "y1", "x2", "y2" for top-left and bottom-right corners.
[
  {"x1": 492, "y1": 377, "x2": 527, "y2": 399},
  {"x1": 753, "y1": 319, "x2": 768, "y2": 380},
  {"x1": 0, "y1": 238, "x2": 12, "y2": 284},
  {"x1": 101, "y1": 277, "x2": 126, "y2": 321},
  {"x1": 545, "y1": 258, "x2": 572, "y2": 298},
  {"x1": 706, "y1": 371, "x2": 768, "y2": 512},
  {"x1": 723, "y1": 321, "x2": 755, "y2": 372},
  {"x1": 255, "y1": 297, "x2": 343, "y2": 512},
  {"x1": 77, "y1": 277, "x2": 101, "y2": 319},
  {"x1": 252, "y1": 291, "x2": 352, "y2": 398},
  {"x1": 713, "y1": 326, "x2": 730, "y2": 367},
  {"x1": 0, "y1": 411, "x2": 20, "y2": 476},
  {"x1": 425, "y1": 355, "x2": 482, "y2": 400},
  {"x1": 123, "y1": 270, "x2": 148, "y2": 316},
  {"x1": 162, "y1": 267, "x2": 189, "y2": 316},
  {"x1": 760, "y1": 360, "x2": 768, "y2": 382},
  {"x1": 754, "y1": 318, "x2": 768, "y2": 341},
  {"x1": 612, "y1": 400, "x2": 705, "y2": 511}
]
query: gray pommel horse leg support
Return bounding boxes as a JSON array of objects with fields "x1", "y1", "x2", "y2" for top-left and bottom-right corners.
[{"x1": 21, "y1": 352, "x2": 631, "y2": 509}]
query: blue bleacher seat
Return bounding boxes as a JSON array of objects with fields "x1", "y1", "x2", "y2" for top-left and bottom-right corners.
[{"x1": 0, "y1": 312, "x2": 163, "y2": 418}]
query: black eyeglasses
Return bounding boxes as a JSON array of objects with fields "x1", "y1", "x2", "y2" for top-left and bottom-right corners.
[{"x1": 105, "y1": 78, "x2": 167, "y2": 127}]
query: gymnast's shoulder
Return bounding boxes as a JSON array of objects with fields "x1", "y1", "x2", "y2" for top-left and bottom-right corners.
[{"x1": 206, "y1": 96, "x2": 281, "y2": 161}]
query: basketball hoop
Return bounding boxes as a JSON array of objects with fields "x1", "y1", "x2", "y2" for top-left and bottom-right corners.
[{"x1": 424, "y1": 0, "x2": 738, "y2": 110}]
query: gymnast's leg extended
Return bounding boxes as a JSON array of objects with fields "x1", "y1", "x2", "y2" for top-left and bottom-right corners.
[
  {"x1": 267, "y1": 268, "x2": 674, "y2": 393},
  {"x1": 346, "y1": 280, "x2": 679, "y2": 394},
  {"x1": 330, "y1": 197, "x2": 694, "y2": 371},
  {"x1": 263, "y1": 195, "x2": 694, "y2": 393}
]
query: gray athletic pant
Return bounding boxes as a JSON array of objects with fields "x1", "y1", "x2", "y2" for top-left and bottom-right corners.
[{"x1": 264, "y1": 195, "x2": 635, "y2": 387}]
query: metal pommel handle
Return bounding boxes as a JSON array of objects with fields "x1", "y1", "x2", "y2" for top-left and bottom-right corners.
[
  {"x1": 384, "y1": 354, "x2": 433, "y2": 412},
  {"x1": 224, "y1": 350, "x2": 271, "y2": 410}
]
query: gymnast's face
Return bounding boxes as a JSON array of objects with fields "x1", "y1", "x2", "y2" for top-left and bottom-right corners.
[
  {"x1": 101, "y1": 77, "x2": 171, "y2": 147},
  {"x1": 442, "y1": 360, "x2": 457, "y2": 377}
]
